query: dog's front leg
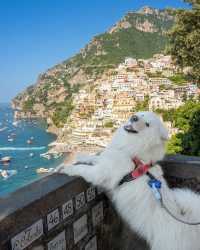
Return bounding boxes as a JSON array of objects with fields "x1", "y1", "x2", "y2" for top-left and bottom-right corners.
[{"x1": 57, "y1": 164, "x2": 104, "y2": 187}]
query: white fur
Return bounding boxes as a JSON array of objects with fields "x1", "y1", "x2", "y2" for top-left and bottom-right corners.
[{"x1": 59, "y1": 111, "x2": 200, "y2": 250}]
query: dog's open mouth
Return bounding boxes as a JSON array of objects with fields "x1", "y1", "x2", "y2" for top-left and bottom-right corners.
[{"x1": 124, "y1": 125, "x2": 138, "y2": 134}]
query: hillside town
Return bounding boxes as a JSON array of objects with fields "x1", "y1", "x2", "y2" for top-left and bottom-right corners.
[{"x1": 56, "y1": 54, "x2": 199, "y2": 151}]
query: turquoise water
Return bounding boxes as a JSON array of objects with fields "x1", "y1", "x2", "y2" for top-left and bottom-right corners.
[{"x1": 0, "y1": 103, "x2": 64, "y2": 196}]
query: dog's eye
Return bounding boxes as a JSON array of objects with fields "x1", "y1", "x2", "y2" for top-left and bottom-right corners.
[{"x1": 130, "y1": 115, "x2": 139, "y2": 122}]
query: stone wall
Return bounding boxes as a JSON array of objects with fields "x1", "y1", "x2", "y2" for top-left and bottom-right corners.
[{"x1": 0, "y1": 154, "x2": 200, "y2": 250}]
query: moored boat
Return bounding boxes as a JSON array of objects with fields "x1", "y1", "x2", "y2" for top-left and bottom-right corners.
[
  {"x1": 12, "y1": 121, "x2": 19, "y2": 127},
  {"x1": 40, "y1": 153, "x2": 51, "y2": 160},
  {"x1": 0, "y1": 156, "x2": 11, "y2": 163},
  {"x1": 1, "y1": 170, "x2": 9, "y2": 178},
  {"x1": 0, "y1": 169, "x2": 17, "y2": 179},
  {"x1": 0, "y1": 127, "x2": 7, "y2": 132},
  {"x1": 36, "y1": 167, "x2": 54, "y2": 174},
  {"x1": 27, "y1": 139, "x2": 33, "y2": 144}
]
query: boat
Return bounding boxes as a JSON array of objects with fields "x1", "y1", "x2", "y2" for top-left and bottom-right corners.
[
  {"x1": 40, "y1": 153, "x2": 51, "y2": 160},
  {"x1": 0, "y1": 169, "x2": 17, "y2": 179},
  {"x1": 0, "y1": 156, "x2": 11, "y2": 163},
  {"x1": 8, "y1": 138, "x2": 14, "y2": 142},
  {"x1": 1, "y1": 170, "x2": 9, "y2": 178},
  {"x1": 0, "y1": 127, "x2": 7, "y2": 132},
  {"x1": 36, "y1": 168, "x2": 54, "y2": 174},
  {"x1": 29, "y1": 153, "x2": 34, "y2": 157},
  {"x1": 27, "y1": 139, "x2": 33, "y2": 144},
  {"x1": 12, "y1": 121, "x2": 19, "y2": 127}
]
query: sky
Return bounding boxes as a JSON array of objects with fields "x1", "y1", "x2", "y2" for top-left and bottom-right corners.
[{"x1": 0, "y1": 0, "x2": 189, "y2": 102}]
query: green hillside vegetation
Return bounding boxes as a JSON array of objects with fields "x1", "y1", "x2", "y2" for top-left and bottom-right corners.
[
  {"x1": 22, "y1": 98, "x2": 35, "y2": 112},
  {"x1": 51, "y1": 80, "x2": 80, "y2": 127},
  {"x1": 165, "y1": 0, "x2": 200, "y2": 156},
  {"x1": 97, "y1": 28, "x2": 166, "y2": 62},
  {"x1": 134, "y1": 95, "x2": 150, "y2": 112},
  {"x1": 168, "y1": 74, "x2": 188, "y2": 85},
  {"x1": 167, "y1": 0, "x2": 200, "y2": 84},
  {"x1": 104, "y1": 120, "x2": 114, "y2": 128},
  {"x1": 125, "y1": 12, "x2": 173, "y2": 32},
  {"x1": 155, "y1": 108, "x2": 176, "y2": 123},
  {"x1": 63, "y1": 11, "x2": 173, "y2": 78},
  {"x1": 156, "y1": 100, "x2": 200, "y2": 156},
  {"x1": 52, "y1": 98, "x2": 74, "y2": 128}
]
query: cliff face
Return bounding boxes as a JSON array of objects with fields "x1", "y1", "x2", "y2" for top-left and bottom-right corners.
[
  {"x1": 109, "y1": 6, "x2": 173, "y2": 34},
  {"x1": 12, "y1": 6, "x2": 174, "y2": 128}
]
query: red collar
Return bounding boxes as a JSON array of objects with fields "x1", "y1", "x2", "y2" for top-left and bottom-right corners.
[
  {"x1": 118, "y1": 156, "x2": 153, "y2": 186},
  {"x1": 131, "y1": 156, "x2": 152, "y2": 179}
]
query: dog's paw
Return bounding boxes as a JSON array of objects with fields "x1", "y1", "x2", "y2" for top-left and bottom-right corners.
[
  {"x1": 63, "y1": 166, "x2": 78, "y2": 176},
  {"x1": 75, "y1": 154, "x2": 98, "y2": 165},
  {"x1": 56, "y1": 163, "x2": 100, "y2": 185},
  {"x1": 55, "y1": 164, "x2": 72, "y2": 174},
  {"x1": 56, "y1": 164, "x2": 77, "y2": 176},
  {"x1": 55, "y1": 164, "x2": 65, "y2": 173}
]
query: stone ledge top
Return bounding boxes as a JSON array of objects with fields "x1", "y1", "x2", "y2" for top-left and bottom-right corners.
[
  {"x1": 0, "y1": 173, "x2": 78, "y2": 221},
  {"x1": 163, "y1": 154, "x2": 200, "y2": 165}
]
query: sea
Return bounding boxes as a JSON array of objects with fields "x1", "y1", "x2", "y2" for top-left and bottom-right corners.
[{"x1": 0, "y1": 103, "x2": 64, "y2": 197}]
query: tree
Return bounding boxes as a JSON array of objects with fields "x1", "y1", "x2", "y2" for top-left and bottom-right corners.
[
  {"x1": 155, "y1": 108, "x2": 176, "y2": 123},
  {"x1": 104, "y1": 120, "x2": 114, "y2": 128},
  {"x1": 167, "y1": 134, "x2": 183, "y2": 154},
  {"x1": 167, "y1": 1, "x2": 200, "y2": 84},
  {"x1": 181, "y1": 109, "x2": 200, "y2": 156},
  {"x1": 134, "y1": 95, "x2": 149, "y2": 112},
  {"x1": 166, "y1": 100, "x2": 200, "y2": 156},
  {"x1": 52, "y1": 99, "x2": 74, "y2": 127},
  {"x1": 22, "y1": 98, "x2": 35, "y2": 112}
]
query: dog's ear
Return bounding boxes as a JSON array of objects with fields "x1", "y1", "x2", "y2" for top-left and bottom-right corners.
[{"x1": 160, "y1": 125, "x2": 169, "y2": 141}]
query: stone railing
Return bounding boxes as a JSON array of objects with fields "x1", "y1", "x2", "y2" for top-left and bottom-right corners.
[{"x1": 0, "y1": 154, "x2": 200, "y2": 250}]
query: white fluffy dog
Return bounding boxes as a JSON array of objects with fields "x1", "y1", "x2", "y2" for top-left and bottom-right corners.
[{"x1": 58, "y1": 111, "x2": 200, "y2": 250}]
